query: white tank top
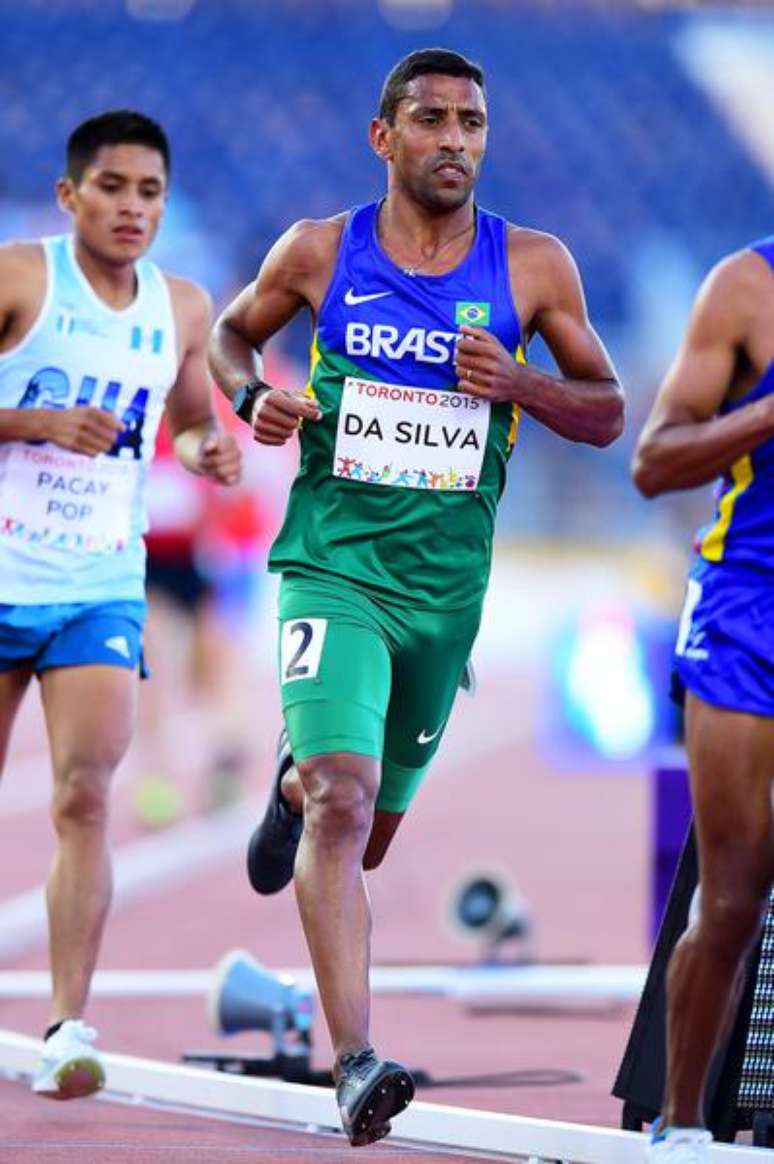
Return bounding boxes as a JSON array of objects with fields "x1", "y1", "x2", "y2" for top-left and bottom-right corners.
[{"x1": 0, "y1": 235, "x2": 178, "y2": 603}]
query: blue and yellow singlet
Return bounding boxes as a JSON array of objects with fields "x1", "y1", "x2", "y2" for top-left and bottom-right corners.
[{"x1": 697, "y1": 235, "x2": 774, "y2": 570}]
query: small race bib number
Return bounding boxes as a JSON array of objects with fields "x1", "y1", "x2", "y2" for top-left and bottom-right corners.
[
  {"x1": 0, "y1": 444, "x2": 137, "y2": 553},
  {"x1": 280, "y1": 618, "x2": 327, "y2": 683},
  {"x1": 333, "y1": 376, "x2": 490, "y2": 490}
]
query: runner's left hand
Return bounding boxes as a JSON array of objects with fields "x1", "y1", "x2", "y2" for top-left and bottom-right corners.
[
  {"x1": 197, "y1": 430, "x2": 242, "y2": 485},
  {"x1": 455, "y1": 325, "x2": 522, "y2": 403}
]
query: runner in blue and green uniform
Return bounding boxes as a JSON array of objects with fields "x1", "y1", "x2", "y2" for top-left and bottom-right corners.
[{"x1": 209, "y1": 47, "x2": 623, "y2": 1146}]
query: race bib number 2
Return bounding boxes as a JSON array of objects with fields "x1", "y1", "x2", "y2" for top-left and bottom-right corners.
[
  {"x1": 333, "y1": 377, "x2": 490, "y2": 491},
  {"x1": 281, "y1": 618, "x2": 327, "y2": 683}
]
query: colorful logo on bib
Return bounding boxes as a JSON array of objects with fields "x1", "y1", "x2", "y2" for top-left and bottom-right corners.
[{"x1": 455, "y1": 301, "x2": 491, "y2": 327}]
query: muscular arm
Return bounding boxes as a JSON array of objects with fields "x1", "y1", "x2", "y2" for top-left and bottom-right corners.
[
  {"x1": 208, "y1": 219, "x2": 342, "y2": 443},
  {"x1": 632, "y1": 252, "x2": 774, "y2": 497},
  {"x1": 208, "y1": 226, "x2": 310, "y2": 398},
  {"x1": 164, "y1": 277, "x2": 240, "y2": 484},
  {"x1": 456, "y1": 231, "x2": 623, "y2": 447}
]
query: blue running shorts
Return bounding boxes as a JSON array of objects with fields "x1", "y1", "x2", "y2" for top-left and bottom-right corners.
[
  {"x1": 672, "y1": 560, "x2": 774, "y2": 716},
  {"x1": 0, "y1": 600, "x2": 147, "y2": 675}
]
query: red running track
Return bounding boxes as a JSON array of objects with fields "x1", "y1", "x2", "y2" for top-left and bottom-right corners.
[{"x1": 0, "y1": 665, "x2": 650, "y2": 1161}]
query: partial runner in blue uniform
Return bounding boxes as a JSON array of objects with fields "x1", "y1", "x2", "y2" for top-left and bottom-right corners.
[
  {"x1": 0, "y1": 111, "x2": 241, "y2": 1100},
  {"x1": 633, "y1": 236, "x2": 774, "y2": 1164}
]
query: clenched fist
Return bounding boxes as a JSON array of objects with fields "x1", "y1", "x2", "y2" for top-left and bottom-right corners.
[
  {"x1": 197, "y1": 430, "x2": 242, "y2": 485},
  {"x1": 252, "y1": 388, "x2": 322, "y2": 446},
  {"x1": 44, "y1": 407, "x2": 125, "y2": 456}
]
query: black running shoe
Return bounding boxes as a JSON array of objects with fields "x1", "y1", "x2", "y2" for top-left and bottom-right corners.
[
  {"x1": 335, "y1": 1046, "x2": 415, "y2": 1147},
  {"x1": 246, "y1": 728, "x2": 302, "y2": 895}
]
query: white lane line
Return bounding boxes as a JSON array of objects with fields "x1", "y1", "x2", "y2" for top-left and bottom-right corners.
[
  {"x1": 0, "y1": 964, "x2": 647, "y2": 1002},
  {"x1": 0, "y1": 1028, "x2": 762, "y2": 1164}
]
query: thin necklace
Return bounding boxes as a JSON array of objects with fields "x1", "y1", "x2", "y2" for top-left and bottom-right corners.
[{"x1": 392, "y1": 215, "x2": 476, "y2": 277}]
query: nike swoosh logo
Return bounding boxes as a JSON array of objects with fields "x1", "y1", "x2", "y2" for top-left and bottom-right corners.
[
  {"x1": 344, "y1": 287, "x2": 394, "y2": 306},
  {"x1": 417, "y1": 726, "x2": 443, "y2": 745}
]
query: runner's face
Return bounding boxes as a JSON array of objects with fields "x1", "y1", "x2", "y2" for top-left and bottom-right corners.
[
  {"x1": 380, "y1": 74, "x2": 487, "y2": 211},
  {"x1": 58, "y1": 144, "x2": 167, "y2": 264}
]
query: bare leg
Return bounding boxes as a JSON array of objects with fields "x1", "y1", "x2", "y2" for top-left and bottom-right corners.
[
  {"x1": 282, "y1": 762, "x2": 405, "y2": 872},
  {"x1": 40, "y1": 665, "x2": 137, "y2": 1025},
  {"x1": 293, "y1": 751, "x2": 380, "y2": 1059},
  {"x1": 363, "y1": 809, "x2": 405, "y2": 870},
  {"x1": 662, "y1": 694, "x2": 774, "y2": 1127},
  {"x1": 0, "y1": 667, "x2": 34, "y2": 778}
]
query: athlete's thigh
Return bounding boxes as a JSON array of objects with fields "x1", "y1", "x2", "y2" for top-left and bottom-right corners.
[
  {"x1": 0, "y1": 667, "x2": 34, "y2": 777},
  {"x1": 40, "y1": 665, "x2": 139, "y2": 781},
  {"x1": 379, "y1": 603, "x2": 480, "y2": 812},
  {"x1": 685, "y1": 692, "x2": 774, "y2": 889},
  {"x1": 278, "y1": 578, "x2": 392, "y2": 763},
  {"x1": 385, "y1": 604, "x2": 479, "y2": 766}
]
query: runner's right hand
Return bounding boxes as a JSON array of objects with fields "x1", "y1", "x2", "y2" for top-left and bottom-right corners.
[
  {"x1": 44, "y1": 407, "x2": 125, "y2": 456},
  {"x1": 252, "y1": 388, "x2": 321, "y2": 446}
]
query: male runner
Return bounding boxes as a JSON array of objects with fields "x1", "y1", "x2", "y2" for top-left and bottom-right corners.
[
  {"x1": 209, "y1": 48, "x2": 623, "y2": 1146},
  {"x1": 633, "y1": 238, "x2": 774, "y2": 1164},
  {"x1": 0, "y1": 110, "x2": 240, "y2": 1098}
]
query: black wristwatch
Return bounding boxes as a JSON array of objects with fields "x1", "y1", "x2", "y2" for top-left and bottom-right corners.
[{"x1": 232, "y1": 377, "x2": 269, "y2": 425}]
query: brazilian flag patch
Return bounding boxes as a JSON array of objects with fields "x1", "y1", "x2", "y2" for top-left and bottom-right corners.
[{"x1": 455, "y1": 301, "x2": 491, "y2": 327}]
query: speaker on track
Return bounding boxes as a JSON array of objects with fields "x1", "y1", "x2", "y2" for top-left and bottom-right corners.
[
  {"x1": 208, "y1": 948, "x2": 314, "y2": 1052},
  {"x1": 449, "y1": 871, "x2": 533, "y2": 962}
]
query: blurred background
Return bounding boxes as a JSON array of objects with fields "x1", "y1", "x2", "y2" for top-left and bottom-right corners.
[
  {"x1": 0, "y1": 0, "x2": 773, "y2": 1114},
  {"x1": 2, "y1": 0, "x2": 772, "y2": 777}
]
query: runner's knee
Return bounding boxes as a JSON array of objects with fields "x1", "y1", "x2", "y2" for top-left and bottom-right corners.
[
  {"x1": 698, "y1": 882, "x2": 770, "y2": 960},
  {"x1": 298, "y1": 754, "x2": 377, "y2": 843},
  {"x1": 51, "y1": 765, "x2": 111, "y2": 831}
]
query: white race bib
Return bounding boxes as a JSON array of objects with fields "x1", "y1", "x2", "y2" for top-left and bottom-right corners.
[
  {"x1": 333, "y1": 377, "x2": 490, "y2": 490},
  {"x1": 0, "y1": 443, "x2": 138, "y2": 553}
]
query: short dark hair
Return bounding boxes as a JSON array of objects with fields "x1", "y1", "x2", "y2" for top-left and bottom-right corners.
[
  {"x1": 66, "y1": 110, "x2": 170, "y2": 184},
  {"x1": 378, "y1": 48, "x2": 485, "y2": 124}
]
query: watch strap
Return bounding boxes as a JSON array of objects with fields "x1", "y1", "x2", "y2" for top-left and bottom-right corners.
[{"x1": 233, "y1": 377, "x2": 269, "y2": 424}]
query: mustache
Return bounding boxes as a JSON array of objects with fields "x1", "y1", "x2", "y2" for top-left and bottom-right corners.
[{"x1": 430, "y1": 154, "x2": 472, "y2": 176}]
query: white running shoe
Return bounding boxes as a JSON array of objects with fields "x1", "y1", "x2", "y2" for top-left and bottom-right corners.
[
  {"x1": 32, "y1": 1019, "x2": 105, "y2": 1100},
  {"x1": 647, "y1": 1124, "x2": 713, "y2": 1163}
]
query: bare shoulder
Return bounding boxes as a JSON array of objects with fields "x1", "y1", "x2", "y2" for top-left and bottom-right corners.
[
  {"x1": 689, "y1": 247, "x2": 769, "y2": 341},
  {"x1": 703, "y1": 246, "x2": 771, "y2": 307},
  {"x1": 268, "y1": 212, "x2": 347, "y2": 275},
  {"x1": 160, "y1": 274, "x2": 212, "y2": 361},
  {"x1": 162, "y1": 273, "x2": 213, "y2": 326},
  {"x1": 506, "y1": 225, "x2": 577, "y2": 277},
  {"x1": 505, "y1": 226, "x2": 584, "y2": 329},
  {"x1": 0, "y1": 241, "x2": 48, "y2": 346},
  {"x1": 0, "y1": 240, "x2": 46, "y2": 296}
]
